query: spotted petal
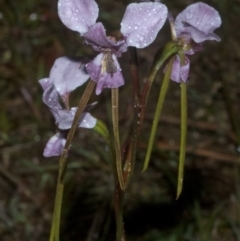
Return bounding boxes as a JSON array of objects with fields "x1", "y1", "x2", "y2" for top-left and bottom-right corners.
[
  {"x1": 58, "y1": 0, "x2": 99, "y2": 34},
  {"x1": 175, "y1": 2, "x2": 221, "y2": 43},
  {"x1": 120, "y1": 2, "x2": 168, "y2": 48},
  {"x1": 49, "y1": 57, "x2": 89, "y2": 102}
]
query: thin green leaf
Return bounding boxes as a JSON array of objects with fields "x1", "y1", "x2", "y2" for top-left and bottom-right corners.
[
  {"x1": 142, "y1": 57, "x2": 174, "y2": 172},
  {"x1": 176, "y1": 82, "x2": 187, "y2": 199},
  {"x1": 140, "y1": 41, "x2": 178, "y2": 124}
]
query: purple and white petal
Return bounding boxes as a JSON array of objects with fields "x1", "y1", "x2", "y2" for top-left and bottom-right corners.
[
  {"x1": 84, "y1": 23, "x2": 128, "y2": 54},
  {"x1": 43, "y1": 132, "x2": 66, "y2": 157},
  {"x1": 170, "y1": 55, "x2": 190, "y2": 83},
  {"x1": 56, "y1": 107, "x2": 97, "y2": 129},
  {"x1": 95, "y1": 71, "x2": 124, "y2": 95},
  {"x1": 86, "y1": 53, "x2": 103, "y2": 82},
  {"x1": 175, "y1": 2, "x2": 221, "y2": 43},
  {"x1": 39, "y1": 78, "x2": 52, "y2": 91},
  {"x1": 49, "y1": 57, "x2": 89, "y2": 101},
  {"x1": 179, "y1": 25, "x2": 221, "y2": 43},
  {"x1": 86, "y1": 54, "x2": 124, "y2": 95},
  {"x1": 79, "y1": 112, "x2": 97, "y2": 128},
  {"x1": 120, "y1": 2, "x2": 168, "y2": 48},
  {"x1": 56, "y1": 108, "x2": 76, "y2": 129},
  {"x1": 40, "y1": 80, "x2": 62, "y2": 119},
  {"x1": 58, "y1": 0, "x2": 99, "y2": 35}
]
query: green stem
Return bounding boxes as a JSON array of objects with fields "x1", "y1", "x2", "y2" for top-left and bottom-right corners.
[
  {"x1": 176, "y1": 82, "x2": 187, "y2": 199},
  {"x1": 140, "y1": 41, "x2": 178, "y2": 124},
  {"x1": 111, "y1": 88, "x2": 125, "y2": 190},
  {"x1": 142, "y1": 57, "x2": 174, "y2": 172},
  {"x1": 49, "y1": 80, "x2": 95, "y2": 241},
  {"x1": 94, "y1": 107, "x2": 125, "y2": 241},
  {"x1": 120, "y1": 47, "x2": 142, "y2": 188},
  {"x1": 114, "y1": 183, "x2": 126, "y2": 241}
]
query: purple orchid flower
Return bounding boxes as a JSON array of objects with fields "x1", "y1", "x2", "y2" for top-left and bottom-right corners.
[
  {"x1": 168, "y1": 2, "x2": 221, "y2": 83},
  {"x1": 58, "y1": 0, "x2": 168, "y2": 94},
  {"x1": 39, "y1": 57, "x2": 97, "y2": 157}
]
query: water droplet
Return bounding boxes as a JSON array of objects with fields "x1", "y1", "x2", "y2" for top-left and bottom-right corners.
[
  {"x1": 29, "y1": 13, "x2": 37, "y2": 21},
  {"x1": 237, "y1": 146, "x2": 240, "y2": 153}
]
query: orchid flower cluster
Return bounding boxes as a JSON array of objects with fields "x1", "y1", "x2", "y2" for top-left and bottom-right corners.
[{"x1": 39, "y1": 0, "x2": 221, "y2": 240}]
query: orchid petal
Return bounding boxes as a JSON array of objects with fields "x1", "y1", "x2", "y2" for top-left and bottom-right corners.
[
  {"x1": 170, "y1": 55, "x2": 190, "y2": 83},
  {"x1": 120, "y1": 2, "x2": 168, "y2": 48},
  {"x1": 175, "y1": 2, "x2": 221, "y2": 43},
  {"x1": 84, "y1": 23, "x2": 127, "y2": 54},
  {"x1": 56, "y1": 108, "x2": 76, "y2": 130},
  {"x1": 86, "y1": 54, "x2": 124, "y2": 95},
  {"x1": 39, "y1": 78, "x2": 52, "y2": 91},
  {"x1": 86, "y1": 53, "x2": 103, "y2": 82},
  {"x1": 39, "y1": 78, "x2": 62, "y2": 119},
  {"x1": 95, "y1": 71, "x2": 124, "y2": 95},
  {"x1": 56, "y1": 107, "x2": 96, "y2": 129},
  {"x1": 49, "y1": 57, "x2": 89, "y2": 101},
  {"x1": 58, "y1": 0, "x2": 99, "y2": 35},
  {"x1": 79, "y1": 112, "x2": 97, "y2": 128},
  {"x1": 43, "y1": 132, "x2": 66, "y2": 157}
]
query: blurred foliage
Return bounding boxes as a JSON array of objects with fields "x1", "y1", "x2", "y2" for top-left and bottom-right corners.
[{"x1": 1, "y1": 0, "x2": 240, "y2": 240}]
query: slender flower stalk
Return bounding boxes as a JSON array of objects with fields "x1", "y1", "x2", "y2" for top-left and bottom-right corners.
[{"x1": 111, "y1": 88, "x2": 125, "y2": 189}]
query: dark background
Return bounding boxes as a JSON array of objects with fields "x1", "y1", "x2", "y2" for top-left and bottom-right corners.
[{"x1": 1, "y1": 0, "x2": 240, "y2": 240}]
